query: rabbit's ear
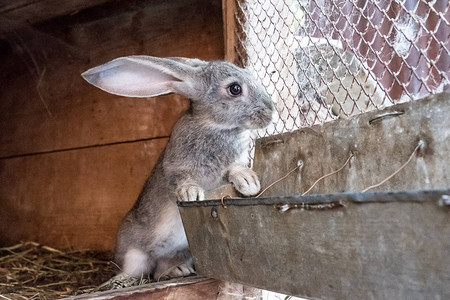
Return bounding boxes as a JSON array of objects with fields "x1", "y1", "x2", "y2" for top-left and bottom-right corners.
[{"x1": 82, "y1": 56, "x2": 203, "y2": 98}]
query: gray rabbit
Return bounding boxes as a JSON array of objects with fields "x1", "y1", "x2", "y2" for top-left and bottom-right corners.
[{"x1": 82, "y1": 56, "x2": 274, "y2": 280}]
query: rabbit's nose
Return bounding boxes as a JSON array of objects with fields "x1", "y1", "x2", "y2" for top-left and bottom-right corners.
[{"x1": 265, "y1": 98, "x2": 275, "y2": 112}]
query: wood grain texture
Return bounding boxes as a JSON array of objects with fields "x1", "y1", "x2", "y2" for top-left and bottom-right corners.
[
  {"x1": 0, "y1": 0, "x2": 223, "y2": 157},
  {"x1": 0, "y1": 138, "x2": 168, "y2": 251}
]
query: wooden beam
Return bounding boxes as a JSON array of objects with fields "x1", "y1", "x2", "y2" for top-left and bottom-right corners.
[{"x1": 222, "y1": 0, "x2": 238, "y2": 63}]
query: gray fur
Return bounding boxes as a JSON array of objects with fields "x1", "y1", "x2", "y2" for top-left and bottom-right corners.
[{"x1": 82, "y1": 56, "x2": 274, "y2": 280}]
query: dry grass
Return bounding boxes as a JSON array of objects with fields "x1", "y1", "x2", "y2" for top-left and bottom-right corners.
[{"x1": 0, "y1": 242, "x2": 118, "y2": 299}]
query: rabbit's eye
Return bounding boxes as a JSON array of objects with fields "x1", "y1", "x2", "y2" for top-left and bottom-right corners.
[{"x1": 229, "y1": 83, "x2": 242, "y2": 96}]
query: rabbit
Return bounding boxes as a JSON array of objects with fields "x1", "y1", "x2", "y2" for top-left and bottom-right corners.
[{"x1": 82, "y1": 56, "x2": 275, "y2": 281}]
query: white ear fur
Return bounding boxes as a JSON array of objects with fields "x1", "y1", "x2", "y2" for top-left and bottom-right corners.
[{"x1": 82, "y1": 56, "x2": 199, "y2": 98}]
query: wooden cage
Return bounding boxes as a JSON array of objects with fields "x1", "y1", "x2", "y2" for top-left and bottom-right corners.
[{"x1": 1, "y1": 0, "x2": 449, "y2": 299}]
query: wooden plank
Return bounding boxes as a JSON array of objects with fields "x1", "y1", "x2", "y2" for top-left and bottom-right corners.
[
  {"x1": 254, "y1": 93, "x2": 450, "y2": 197},
  {"x1": 0, "y1": 138, "x2": 168, "y2": 250},
  {"x1": 179, "y1": 190, "x2": 450, "y2": 299},
  {"x1": 0, "y1": 92, "x2": 187, "y2": 158},
  {"x1": 221, "y1": 0, "x2": 246, "y2": 66},
  {"x1": 0, "y1": 0, "x2": 110, "y2": 24},
  {"x1": 64, "y1": 0, "x2": 225, "y2": 62},
  {"x1": 66, "y1": 277, "x2": 221, "y2": 300},
  {"x1": 66, "y1": 276, "x2": 262, "y2": 300},
  {"x1": 0, "y1": 0, "x2": 223, "y2": 157}
]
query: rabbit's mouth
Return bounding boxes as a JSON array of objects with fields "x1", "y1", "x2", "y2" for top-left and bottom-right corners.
[{"x1": 243, "y1": 111, "x2": 274, "y2": 129}]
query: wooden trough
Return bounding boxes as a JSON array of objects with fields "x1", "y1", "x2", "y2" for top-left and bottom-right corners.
[{"x1": 179, "y1": 94, "x2": 450, "y2": 300}]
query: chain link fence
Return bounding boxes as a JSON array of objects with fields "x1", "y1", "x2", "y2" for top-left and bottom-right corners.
[{"x1": 231, "y1": 0, "x2": 449, "y2": 137}]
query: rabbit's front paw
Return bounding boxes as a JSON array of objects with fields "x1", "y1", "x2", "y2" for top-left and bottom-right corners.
[
  {"x1": 177, "y1": 184, "x2": 205, "y2": 202},
  {"x1": 228, "y1": 165, "x2": 261, "y2": 196}
]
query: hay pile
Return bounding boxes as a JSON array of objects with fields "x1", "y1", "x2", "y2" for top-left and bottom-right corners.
[{"x1": 0, "y1": 242, "x2": 117, "y2": 299}]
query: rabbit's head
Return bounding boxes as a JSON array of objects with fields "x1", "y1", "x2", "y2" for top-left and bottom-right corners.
[{"x1": 82, "y1": 56, "x2": 274, "y2": 130}]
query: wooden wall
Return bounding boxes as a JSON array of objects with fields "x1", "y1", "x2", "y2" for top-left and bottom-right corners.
[{"x1": 0, "y1": 0, "x2": 224, "y2": 251}]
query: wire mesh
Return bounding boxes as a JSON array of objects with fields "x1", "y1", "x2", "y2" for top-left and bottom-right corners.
[{"x1": 232, "y1": 0, "x2": 449, "y2": 137}]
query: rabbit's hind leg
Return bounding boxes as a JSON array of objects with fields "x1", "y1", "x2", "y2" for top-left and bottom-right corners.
[
  {"x1": 153, "y1": 248, "x2": 195, "y2": 281},
  {"x1": 151, "y1": 203, "x2": 195, "y2": 280}
]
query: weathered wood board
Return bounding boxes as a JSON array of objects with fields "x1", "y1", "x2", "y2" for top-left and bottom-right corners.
[
  {"x1": 254, "y1": 93, "x2": 449, "y2": 196},
  {"x1": 179, "y1": 190, "x2": 450, "y2": 300}
]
